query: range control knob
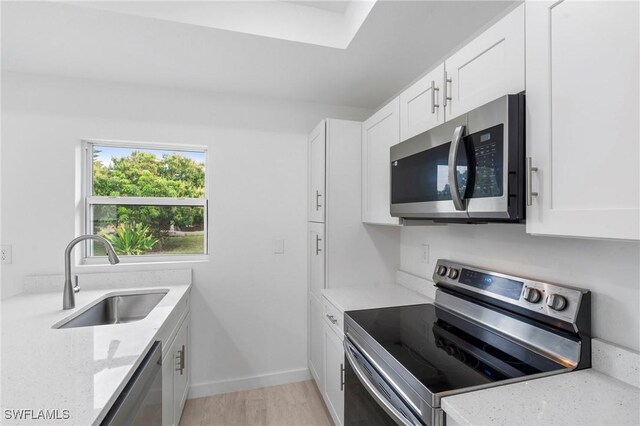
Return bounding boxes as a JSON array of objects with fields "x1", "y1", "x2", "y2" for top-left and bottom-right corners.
[
  {"x1": 447, "y1": 268, "x2": 460, "y2": 279},
  {"x1": 436, "y1": 265, "x2": 448, "y2": 276},
  {"x1": 546, "y1": 294, "x2": 568, "y2": 311},
  {"x1": 522, "y1": 287, "x2": 542, "y2": 303}
]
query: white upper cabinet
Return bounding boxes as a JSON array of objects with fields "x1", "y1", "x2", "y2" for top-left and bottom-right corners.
[
  {"x1": 399, "y1": 63, "x2": 445, "y2": 141},
  {"x1": 362, "y1": 98, "x2": 402, "y2": 226},
  {"x1": 444, "y1": 4, "x2": 525, "y2": 120},
  {"x1": 526, "y1": 0, "x2": 639, "y2": 240},
  {"x1": 309, "y1": 121, "x2": 326, "y2": 223}
]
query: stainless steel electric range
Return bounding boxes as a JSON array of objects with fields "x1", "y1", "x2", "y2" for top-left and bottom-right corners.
[{"x1": 343, "y1": 259, "x2": 591, "y2": 426}]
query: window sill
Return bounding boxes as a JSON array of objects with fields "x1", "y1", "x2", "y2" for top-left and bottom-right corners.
[{"x1": 80, "y1": 254, "x2": 210, "y2": 266}]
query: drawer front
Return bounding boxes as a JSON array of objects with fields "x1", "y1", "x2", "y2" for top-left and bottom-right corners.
[{"x1": 322, "y1": 297, "x2": 343, "y2": 337}]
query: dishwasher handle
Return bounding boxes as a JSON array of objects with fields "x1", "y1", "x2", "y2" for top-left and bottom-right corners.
[{"x1": 101, "y1": 341, "x2": 162, "y2": 426}]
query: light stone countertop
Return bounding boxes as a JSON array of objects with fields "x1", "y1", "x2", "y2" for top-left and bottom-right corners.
[
  {"x1": 441, "y1": 339, "x2": 640, "y2": 425},
  {"x1": 321, "y1": 283, "x2": 433, "y2": 314},
  {"x1": 1, "y1": 270, "x2": 192, "y2": 425}
]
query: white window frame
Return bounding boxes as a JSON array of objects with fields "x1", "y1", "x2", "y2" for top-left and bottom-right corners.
[{"x1": 81, "y1": 138, "x2": 209, "y2": 264}]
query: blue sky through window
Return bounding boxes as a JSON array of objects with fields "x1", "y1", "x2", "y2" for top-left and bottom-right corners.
[{"x1": 93, "y1": 145, "x2": 205, "y2": 167}]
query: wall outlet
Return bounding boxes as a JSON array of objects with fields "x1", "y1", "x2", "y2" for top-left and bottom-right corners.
[
  {"x1": 1, "y1": 245, "x2": 12, "y2": 265},
  {"x1": 273, "y1": 239, "x2": 285, "y2": 254},
  {"x1": 421, "y1": 243, "x2": 429, "y2": 264}
]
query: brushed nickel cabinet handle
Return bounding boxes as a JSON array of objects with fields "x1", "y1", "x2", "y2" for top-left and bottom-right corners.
[
  {"x1": 444, "y1": 73, "x2": 452, "y2": 107},
  {"x1": 315, "y1": 235, "x2": 322, "y2": 255},
  {"x1": 527, "y1": 157, "x2": 539, "y2": 206},
  {"x1": 175, "y1": 345, "x2": 185, "y2": 375},
  {"x1": 315, "y1": 191, "x2": 322, "y2": 210},
  {"x1": 181, "y1": 345, "x2": 185, "y2": 375},
  {"x1": 326, "y1": 314, "x2": 337, "y2": 324},
  {"x1": 431, "y1": 80, "x2": 440, "y2": 114},
  {"x1": 340, "y1": 363, "x2": 345, "y2": 391},
  {"x1": 175, "y1": 350, "x2": 181, "y2": 373}
]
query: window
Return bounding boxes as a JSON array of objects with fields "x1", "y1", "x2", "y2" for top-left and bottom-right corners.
[{"x1": 83, "y1": 140, "x2": 208, "y2": 262}]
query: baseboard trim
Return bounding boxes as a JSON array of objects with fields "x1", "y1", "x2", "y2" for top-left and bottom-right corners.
[{"x1": 187, "y1": 368, "x2": 312, "y2": 399}]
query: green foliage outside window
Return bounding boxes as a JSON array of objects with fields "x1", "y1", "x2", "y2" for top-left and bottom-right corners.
[
  {"x1": 92, "y1": 149, "x2": 206, "y2": 256},
  {"x1": 105, "y1": 223, "x2": 158, "y2": 255}
]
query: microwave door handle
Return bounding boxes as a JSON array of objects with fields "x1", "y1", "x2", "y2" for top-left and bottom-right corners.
[{"x1": 448, "y1": 125, "x2": 467, "y2": 211}]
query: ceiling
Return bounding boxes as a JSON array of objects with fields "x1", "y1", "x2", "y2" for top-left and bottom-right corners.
[
  {"x1": 1, "y1": 1, "x2": 516, "y2": 109},
  {"x1": 287, "y1": 1, "x2": 353, "y2": 14},
  {"x1": 66, "y1": 1, "x2": 377, "y2": 48}
]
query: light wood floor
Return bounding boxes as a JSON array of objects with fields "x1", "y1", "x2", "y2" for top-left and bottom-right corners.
[{"x1": 180, "y1": 380, "x2": 334, "y2": 426}]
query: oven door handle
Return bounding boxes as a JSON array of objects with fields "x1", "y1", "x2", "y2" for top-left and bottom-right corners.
[
  {"x1": 343, "y1": 340, "x2": 418, "y2": 426},
  {"x1": 448, "y1": 125, "x2": 467, "y2": 211}
]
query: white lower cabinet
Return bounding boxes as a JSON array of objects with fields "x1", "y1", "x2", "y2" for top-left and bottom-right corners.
[
  {"x1": 309, "y1": 294, "x2": 325, "y2": 391},
  {"x1": 323, "y1": 322, "x2": 344, "y2": 426},
  {"x1": 162, "y1": 311, "x2": 190, "y2": 426}
]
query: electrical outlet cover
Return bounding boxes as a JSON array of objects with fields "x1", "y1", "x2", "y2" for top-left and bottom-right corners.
[
  {"x1": 421, "y1": 243, "x2": 429, "y2": 264},
  {"x1": 1, "y1": 245, "x2": 12, "y2": 265}
]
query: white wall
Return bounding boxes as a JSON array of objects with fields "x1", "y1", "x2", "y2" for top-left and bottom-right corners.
[
  {"x1": 401, "y1": 224, "x2": 640, "y2": 352},
  {"x1": 0, "y1": 71, "x2": 372, "y2": 394}
]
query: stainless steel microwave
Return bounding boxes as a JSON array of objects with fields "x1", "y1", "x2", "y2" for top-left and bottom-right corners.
[{"x1": 390, "y1": 94, "x2": 526, "y2": 223}]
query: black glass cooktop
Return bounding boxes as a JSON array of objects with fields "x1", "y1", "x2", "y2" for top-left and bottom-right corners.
[{"x1": 346, "y1": 303, "x2": 567, "y2": 395}]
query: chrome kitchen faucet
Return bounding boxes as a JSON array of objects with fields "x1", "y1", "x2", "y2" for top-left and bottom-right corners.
[{"x1": 63, "y1": 235, "x2": 120, "y2": 310}]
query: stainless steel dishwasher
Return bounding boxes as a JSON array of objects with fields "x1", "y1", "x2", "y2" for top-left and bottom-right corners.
[{"x1": 101, "y1": 341, "x2": 163, "y2": 426}]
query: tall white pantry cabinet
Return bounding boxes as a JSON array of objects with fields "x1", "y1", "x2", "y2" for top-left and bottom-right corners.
[{"x1": 307, "y1": 119, "x2": 399, "y2": 425}]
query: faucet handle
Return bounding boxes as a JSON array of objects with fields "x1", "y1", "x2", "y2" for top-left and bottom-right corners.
[{"x1": 73, "y1": 275, "x2": 80, "y2": 293}]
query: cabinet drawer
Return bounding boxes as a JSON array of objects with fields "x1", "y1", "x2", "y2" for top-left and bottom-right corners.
[{"x1": 322, "y1": 297, "x2": 343, "y2": 337}]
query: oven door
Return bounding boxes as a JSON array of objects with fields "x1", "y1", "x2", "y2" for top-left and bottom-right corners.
[{"x1": 343, "y1": 339, "x2": 424, "y2": 426}]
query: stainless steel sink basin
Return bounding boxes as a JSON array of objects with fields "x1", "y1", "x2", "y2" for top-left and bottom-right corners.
[{"x1": 54, "y1": 291, "x2": 168, "y2": 329}]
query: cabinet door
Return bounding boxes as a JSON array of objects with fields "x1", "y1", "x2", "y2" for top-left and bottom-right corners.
[
  {"x1": 309, "y1": 121, "x2": 326, "y2": 223},
  {"x1": 444, "y1": 4, "x2": 524, "y2": 120},
  {"x1": 323, "y1": 324, "x2": 344, "y2": 426},
  {"x1": 173, "y1": 314, "x2": 189, "y2": 425},
  {"x1": 362, "y1": 98, "x2": 402, "y2": 225},
  {"x1": 161, "y1": 352, "x2": 175, "y2": 426},
  {"x1": 309, "y1": 295, "x2": 325, "y2": 392},
  {"x1": 308, "y1": 222, "x2": 325, "y2": 300},
  {"x1": 526, "y1": 0, "x2": 639, "y2": 240},
  {"x1": 399, "y1": 64, "x2": 445, "y2": 141}
]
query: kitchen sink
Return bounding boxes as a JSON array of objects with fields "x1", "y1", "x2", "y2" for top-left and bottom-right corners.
[{"x1": 54, "y1": 290, "x2": 168, "y2": 329}]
